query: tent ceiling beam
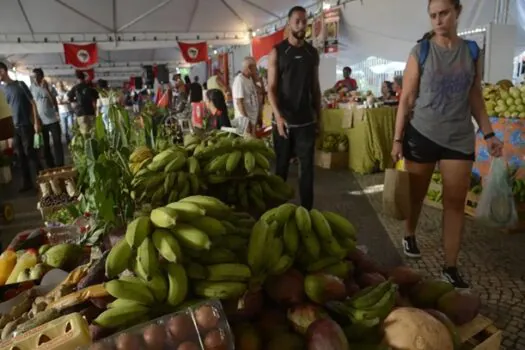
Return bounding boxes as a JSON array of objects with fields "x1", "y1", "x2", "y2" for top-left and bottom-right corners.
[
  {"x1": 55, "y1": 0, "x2": 113, "y2": 33},
  {"x1": 242, "y1": 0, "x2": 280, "y2": 19},
  {"x1": 19, "y1": 61, "x2": 182, "y2": 71},
  {"x1": 17, "y1": 0, "x2": 34, "y2": 38},
  {"x1": 220, "y1": 0, "x2": 247, "y2": 27},
  {"x1": 117, "y1": 0, "x2": 173, "y2": 32},
  {"x1": 112, "y1": 0, "x2": 118, "y2": 33},
  {"x1": 186, "y1": 0, "x2": 200, "y2": 32}
]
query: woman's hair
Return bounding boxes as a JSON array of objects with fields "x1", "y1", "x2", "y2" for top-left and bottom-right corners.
[
  {"x1": 206, "y1": 89, "x2": 228, "y2": 117},
  {"x1": 383, "y1": 81, "x2": 394, "y2": 95},
  {"x1": 420, "y1": 0, "x2": 461, "y2": 42},
  {"x1": 184, "y1": 75, "x2": 191, "y2": 84},
  {"x1": 393, "y1": 75, "x2": 403, "y2": 88}
]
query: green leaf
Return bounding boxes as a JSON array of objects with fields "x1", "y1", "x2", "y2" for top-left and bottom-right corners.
[{"x1": 95, "y1": 115, "x2": 106, "y2": 140}]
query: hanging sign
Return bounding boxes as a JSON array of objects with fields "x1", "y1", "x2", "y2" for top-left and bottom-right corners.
[
  {"x1": 312, "y1": 12, "x2": 325, "y2": 52},
  {"x1": 251, "y1": 28, "x2": 285, "y2": 65},
  {"x1": 323, "y1": 8, "x2": 340, "y2": 53}
]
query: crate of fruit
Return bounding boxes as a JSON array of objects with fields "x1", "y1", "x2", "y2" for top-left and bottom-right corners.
[
  {"x1": 85, "y1": 300, "x2": 234, "y2": 350},
  {"x1": 36, "y1": 166, "x2": 77, "y2": 182}
]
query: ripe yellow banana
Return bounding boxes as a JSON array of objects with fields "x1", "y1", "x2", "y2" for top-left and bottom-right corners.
[
  {"x1": 125, "y1": 215, "x2": 153, "y2": 248},
  {"x1": 105, "y1": 238, "x2": 132, "y2": 279},
  {"x1": 166, "y1": 263, "x2": 188, "y2": 307},
  {"x1": 104, "y1": 279, "x2": 155, "y2": 305},
  {"x1": 152, "y1": 228, "x2": 183, "y2": 263}
]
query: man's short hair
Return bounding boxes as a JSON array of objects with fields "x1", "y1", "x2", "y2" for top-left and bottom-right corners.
[
  {"x1": 75, "y1": 70, "x2": 85, "y2": 80},
  {"x1": 32, "y1": 68, "x2": 44, "y2": 77},
  {"x1": 0, "y1": 62, "x2": 8, "y2": 71},
  {"x1": 288, "y1": 6, "x2": 307, "y2": 18}
]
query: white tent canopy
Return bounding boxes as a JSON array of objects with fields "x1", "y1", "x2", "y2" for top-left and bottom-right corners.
[{"x1": 0, "y1": 0, "x2": 523, "y2": 80}]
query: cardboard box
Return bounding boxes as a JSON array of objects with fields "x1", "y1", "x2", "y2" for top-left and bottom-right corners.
[{"x1": 315, "y1": 150, "x2": 348, "y2": 169}]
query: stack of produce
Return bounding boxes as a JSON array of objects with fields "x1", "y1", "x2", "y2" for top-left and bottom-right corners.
[
  {"x1": 483, "y1": 80, "x2": 525, "y2": 118},
  {"x1": 319, "y1": 133, "x2": 349, "y2": 153},
  {"x1": 184, "y1": 132, "x2": 294, "y2": 213},
  {"x1": 128, "y1": 146, "x2": 206, "y2": 206}
]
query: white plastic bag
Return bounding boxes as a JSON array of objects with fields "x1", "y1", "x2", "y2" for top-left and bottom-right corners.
[
  {"x1": 476, "y1": 158, "x2": 518, "y2": 228},
  {"x1": 231, "y1": 116, "x2": 250, "y2": 135}
]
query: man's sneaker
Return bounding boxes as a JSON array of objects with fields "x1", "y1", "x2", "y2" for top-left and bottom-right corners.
[
  {"x1": 442, "y1": 266, "x2": 469, "y2": 289},
  {"x1": 402, "y1": 236, "x2": 421, "y2": 258}
]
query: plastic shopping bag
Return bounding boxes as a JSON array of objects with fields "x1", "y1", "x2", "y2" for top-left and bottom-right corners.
[
  {"x1": 383, "y1": 167, "x2": 411, "y2": 220},
  {"x1": 33, "y1": 133, "x2": 43, "y2": 149},
  {"x1": 475, "y1": 158, "x2": 518, "y2": 228}
]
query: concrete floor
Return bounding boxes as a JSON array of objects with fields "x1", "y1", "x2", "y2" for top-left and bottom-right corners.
[{"x1": 1, "y1": 164, "x2": 523, "y2": 348}]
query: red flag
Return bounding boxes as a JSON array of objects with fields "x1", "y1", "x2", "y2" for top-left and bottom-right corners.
[
  {"x1": 178, "y1": 41, "x2": 208, "y2": 63},
  {"x1": 251, "y1": 28, "x2": 285, "y2": 63},
  {"x1": 63, "y1": 43, "x2": 98, "y2": 68}
]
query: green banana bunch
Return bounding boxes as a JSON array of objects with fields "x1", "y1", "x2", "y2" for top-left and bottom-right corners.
[
  {"x1": 105, "y1": 238, "x2": 133, "y2": 279},
  {"x1": 94, "y1": 303, "x2": 150, "y2": 328},
  {"x1": 165, "y1": 263, "x2": 188, "y2": 307},
  {"x1": 152, "y1": 228, "x2": 183, "y2": 263},
  {"x1": 104, "y1": 279, "x2": 155, "y2": 305}
]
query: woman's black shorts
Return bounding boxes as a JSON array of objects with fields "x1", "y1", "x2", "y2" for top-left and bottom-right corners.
[{"x1": 402, "y1": 122, "x2": 475, "y2": 163}]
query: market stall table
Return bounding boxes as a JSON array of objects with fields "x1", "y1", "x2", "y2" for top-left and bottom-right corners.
[{"x1": 321, "y1": 107, "x2": 397, "y2": 174}]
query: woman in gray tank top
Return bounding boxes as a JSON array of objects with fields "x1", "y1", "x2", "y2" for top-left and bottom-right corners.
[{"x1": 391, "y1": 0, "x2": 503, "y2": 288}]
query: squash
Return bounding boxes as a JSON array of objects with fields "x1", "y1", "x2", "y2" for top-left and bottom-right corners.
[{"x1": 382, "y1": 307, "x2": 454, "y2": 350}]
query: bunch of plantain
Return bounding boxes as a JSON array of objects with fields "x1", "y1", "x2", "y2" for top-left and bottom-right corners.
[
  {"x1": 246, "y1": 203, "x2": 358, "y2": 286},
  {"x1": 326, "y1": 280, "x2": 397, "y2": 342},
  {"x1": 129, "y1": 145, "x2": 206, "y2": 206},
  {"x1": 128, "y1": 146, "x2": 155, "y2": 175}
]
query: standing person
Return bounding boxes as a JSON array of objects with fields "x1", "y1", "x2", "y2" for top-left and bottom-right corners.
[
  {"x1": 56, "y1": 81, "x2": 73, "y2": 143},
  {"x1": 184, "y1": 76, "x2": 191, "y2": 95},
  {"x1": 391, "y1": 0, "x2": 503, "y2": 288},
  {"x1": 393, "y1": 75, "x2": 403, "y2": 100},
  {"x1": 232, "y1": 57, "x2": 259, "y2": 135},
  {"x1": 97, "y1": 79, "x2": 113, "y2": 131},
  {"x1": 267, "y1": 6, "x2": 321, "y2": 210},
  {"x1": 0, "y1": 62, "x2": 42, "y2": 191},
  {"x1": 189, "y1": 76, "x2": 203, "y2": 103},
  {"x1": 68, "y1": 70, "x2": 99, "y2": 135},
  {"x1": 334, "y1": 67, "x2": 358, "y2": 91},
  {"x1": 204, "y1": 89, "x2": 231, "y2": 130},
  {"x1": 31, "y1": 68, "x2": 64, "y2": 168}
]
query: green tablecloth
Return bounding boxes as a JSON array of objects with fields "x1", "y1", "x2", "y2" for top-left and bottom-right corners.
[{"x1": 321, "y1": 107, "x2": 397, "y2": 174}]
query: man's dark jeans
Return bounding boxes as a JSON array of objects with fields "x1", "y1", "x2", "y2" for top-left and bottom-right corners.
[
  {"x1": 13, "y1": 125, "x2": 42, "y2": 187},
  {"x1": 273, "y1": 123, "x2": 316, "y2": 209},
  {"x1": 42, "y1": 122, "x2": 64, "y2": 168}
]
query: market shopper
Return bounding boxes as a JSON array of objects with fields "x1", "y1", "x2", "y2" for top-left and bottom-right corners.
[
  {"x1": 232, "y1": 57, "x2": 259, "y2": 135},
  {"x1": 68, "y1": 70, "x2": 99, "y2": 135},
  {"x1": 31, "y1": 68, "x2": 64, "y2": 168},
  {"x1": 267, "y1": 5, "x2": 321, "y2": 210},
  {"x1": 56, "y1": 81, "x2": 73, "y2": 143},
  {"x1": 391, "y1": 0, "x2": 503, "y2": 288},
  {"x1": 204, "y1": 89, "x2": 231, "y2": 130},
  {"x1": 334, "y1": 67, "x2": 358, "y2": 91},
  {"x1": 0, "y1": 62, "x2": 42, "y2": 192}
]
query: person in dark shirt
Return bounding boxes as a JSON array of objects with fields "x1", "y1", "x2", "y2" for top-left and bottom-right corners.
[
  {"x1": 67, "y1": 70, "x2": 99, "y2": 135},
  {"x1": 205, "y1": 89, "x2": 231, "y2": 130},
  {"x1": 189, "y1": 76, "x2": 203, "y2": 103},
  {"x1": 0, "y1": 62, "x2": 42, "y2": 192},
  {"x1": 267, "y1": 6, "x2": 321, "y2": 210}
]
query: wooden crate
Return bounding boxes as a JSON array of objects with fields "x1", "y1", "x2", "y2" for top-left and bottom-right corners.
[
  {"x1": 458, "y1": 314, "x2": 502, "y2": 350},
  {"x1": 37, "y1": 166, "x2": 77, "y2": 183}
]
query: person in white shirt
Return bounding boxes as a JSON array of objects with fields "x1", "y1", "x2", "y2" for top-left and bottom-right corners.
[{"x1": 232, "y1": 57, "x2": 260, "y2": 135}]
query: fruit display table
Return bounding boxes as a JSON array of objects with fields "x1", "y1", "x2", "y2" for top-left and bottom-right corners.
[{"x1": 321, "y1": 107, "x2": 397, "y2": 174}]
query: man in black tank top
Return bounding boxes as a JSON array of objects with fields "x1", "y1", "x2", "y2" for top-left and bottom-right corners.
[{"x1": 267, "y1": 6, "x2": 321, "y2": 210}]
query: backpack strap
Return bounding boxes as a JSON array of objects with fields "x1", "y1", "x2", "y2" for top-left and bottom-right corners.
[
  {"x1": 465, "y1": 40, "x2": 480, "y2": 62},
  {"x1": 418, "y1": 39, "x2": 430, "y2": 69}
]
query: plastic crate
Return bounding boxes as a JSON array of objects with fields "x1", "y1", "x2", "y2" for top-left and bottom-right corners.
[{"x1": 84, "y1": 299, "x2": 233, "y2": 350}]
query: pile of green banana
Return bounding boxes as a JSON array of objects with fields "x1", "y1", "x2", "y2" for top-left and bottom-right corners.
[
  {"x1": 247, "y1": 203, "x2": 358, "y2": 286},
  {"x1": 426, "y1": 189, "x2": 443, "y2": 203},
  {"x1": 327, "y1": 280, "x2": 398, "y2": 342},
  {"x1": 101, "y1": 195, "x2": 258, "y2": 328},
  {"x1": 128, "y1": 145, "x2": 206, "y2": 206}
]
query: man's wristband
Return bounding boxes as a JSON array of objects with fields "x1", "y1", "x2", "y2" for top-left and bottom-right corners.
[{"x1": 483, "y1": 132, "x2": 495, "y2": 140}]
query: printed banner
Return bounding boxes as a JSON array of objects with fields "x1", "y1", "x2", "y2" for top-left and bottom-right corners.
[
  {"x1": 312, "y1": 12, "x2": 325, "y2": 52},
  {"x1": 63, "y1": 43, "x2": 98, "y2": 68},
  {"x1": 324, "y1": 8, "x2": 340, "y2": 53},
  {"x1": 79, "y1": 68, "x2": 94, "y2": 81},
  {"x1": 178, "y1": 41, "x2": 208, "y2": 63},
  {"x1": 251, "y1": 28, "x2": 285, "y2": 64}
]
